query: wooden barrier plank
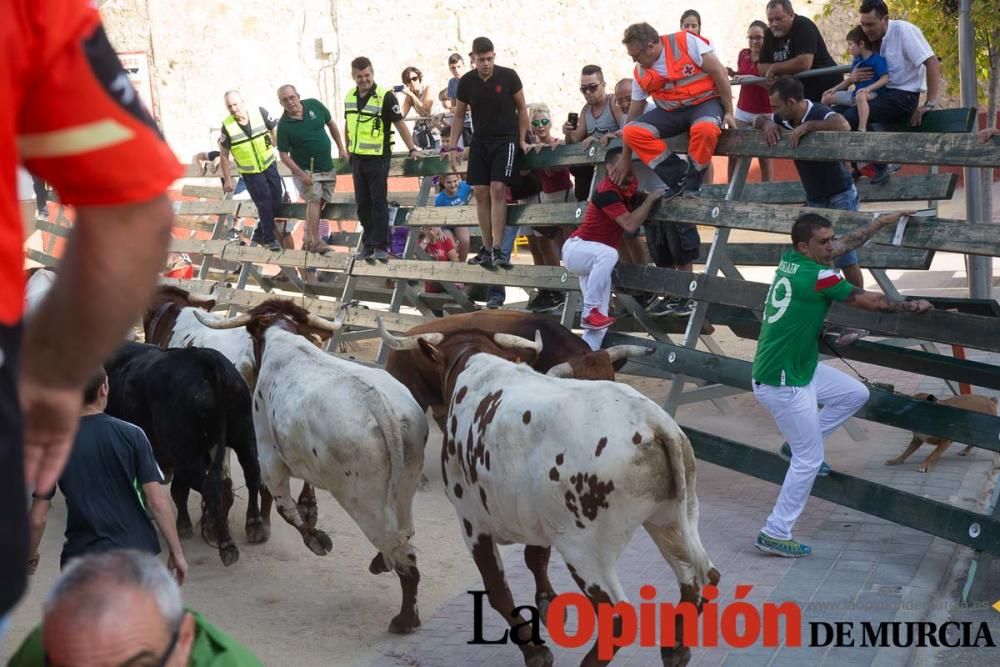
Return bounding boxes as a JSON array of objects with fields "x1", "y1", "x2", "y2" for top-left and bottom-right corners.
[
  {"x1": 177, "y1": 200, "x2": 239, "y2": 216},
  {"x1": 180, "y1": 184, "x2": 227, "y2": 199},
  {"x1": 881, "y1": 107, "x2": 976, "y2": 133},
  {"x1": 699, "y1": 173, "x2": 957, "y2": 204},
  {"x1": 350, "y1": 258, "x2": 577, "y2": 291},
  {"x1": 25, "y1": 249, "x2": 59, "y2": 267},
  {"x1": 408, "y1": 202, "x2": 996, "y2": 258},
  {"x1": 704, "y1": 243, "x2": 932, "y2": 270},
  {"x1": 662, "y1": 130, "x2": 1000, "y2": 168},
  {"x1": 704, "y1": 304, "x2": 1000, "y2": 391},
  {"x1": 169, "y1": 239, "x2": 352, "y2": 272},
  {"x1": 32, "y1": 220, "x2": 72, "y2": 239},
  {"x1": 614, "y1": 263, "x2": 1000, "y2": 352},
  {"x1": 684, "y1": 427, "x2": 1000, "y2": 557},
  {"x1": 606, "y1": 332, "x2": 1000, "y2": 450}
]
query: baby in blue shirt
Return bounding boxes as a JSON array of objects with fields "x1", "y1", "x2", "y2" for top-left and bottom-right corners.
[{"x1": 822, "y1": 25, "x2": 889, "y2": 132}]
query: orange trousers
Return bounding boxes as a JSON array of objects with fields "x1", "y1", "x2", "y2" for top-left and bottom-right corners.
[{"x1": 622, "y1": 103, "x2": 722, "y2": 170}]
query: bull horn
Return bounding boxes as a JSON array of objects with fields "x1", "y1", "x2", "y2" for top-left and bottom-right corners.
[
  {"x1": 192, "y1": 309, "x2": 252, "y2": 329},
  {"x1": 605, "y1": 345, "x2": 654, "y2": 363},
  {"x1": 306, "y1": 313, "x2": 342, "y2": 332},
  {"x1": 376, "y1": 317, "x2": 443, "y2": 350},
  {"x1": 493, "y1": 330, "x2": 543, "y2": 354},
  {"x1": 187, "y1": 292, "x2": 216, "y2": 306},
  {"x1": 546, "y1": 362, "x2": 574, "y2": 378}
]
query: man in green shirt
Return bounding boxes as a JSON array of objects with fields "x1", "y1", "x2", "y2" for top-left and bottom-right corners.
[
  {"x1": 9, "y1": 549, "x2": 261, "y2": 666},
  {"x1": 276, "y1": 84, "x2": 348, "y2": 254},
  {"x1": 752, "y1": 212, "x2": 932, "y2": 558}
]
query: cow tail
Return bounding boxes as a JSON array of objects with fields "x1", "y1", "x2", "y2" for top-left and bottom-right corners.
[
  {"x1": 653, "y1": 420, "x2": 693, "y2": 504},
  {"x1": 370, "y1": 393, "x2": 410, "y2": 572}
]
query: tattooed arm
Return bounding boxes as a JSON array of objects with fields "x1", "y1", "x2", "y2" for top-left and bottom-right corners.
[
  {"x1": 831, "y1": 211, "x2": 914, "y2": 259},
  {"x1": 844, "y1": 286, "x2": 934, "y2": 313}
]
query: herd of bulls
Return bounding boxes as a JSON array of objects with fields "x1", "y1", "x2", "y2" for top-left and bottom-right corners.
[{"x1": 26, "y1": 269, "x2": 719, "y2": 667}]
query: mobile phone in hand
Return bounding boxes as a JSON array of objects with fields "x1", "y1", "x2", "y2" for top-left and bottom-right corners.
[
  {"x1": 567, "y1": 112, "x2": 579, "y2": 129},
  {"x1": 393, "y1": 84, "x2": 405, "y2": 93}
]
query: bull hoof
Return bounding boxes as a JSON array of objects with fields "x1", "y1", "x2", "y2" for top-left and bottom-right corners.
[
  {"x1": 246, "y1": 520, "x2": 270, "y2": 544},
  {"x1": 369, "y1": 553, "x2": 390, "y2": 574},
  {"x1": 708, "y1": 567, "x2": 721, "y2": 586},
  {"x1": 387, "y1": 611, "x2": 421, "y2": 634},
  {"x1": 918, "y1": 466, "x2": 929, "y2": 473},
  {"x1": 219, "y1": 542, "x2": 240, "y2": 567},
  {"x1": 418, "y1": 473, "x2": 431, "y2": 491},
  {"x1": 660, "y1": 646, "x2": 691, "y2": 667},
  {"x1": 536, "y1": 592, "x2": 561, "y2": 628},
  {"x1": 298, "y1": 503, "x2": 319, "y2": 530},
  {"x1": 522, "y1": 645, "x2": 553, "y2": 667},
  {"x1": 959, "y1": 450, "x2": 970, "y2": 457},
  {"x1": 304, "y1": 529, "x2": 332, "y2": 556}
]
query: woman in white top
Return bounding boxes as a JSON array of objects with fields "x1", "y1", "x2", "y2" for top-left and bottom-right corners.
[{"x1": 400, "y1": 66, "x2": 439, "y2": 149}]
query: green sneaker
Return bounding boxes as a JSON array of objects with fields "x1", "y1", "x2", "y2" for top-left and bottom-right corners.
[{"x1": 755, "y1": 532, "x2": 812, "y2": 558}]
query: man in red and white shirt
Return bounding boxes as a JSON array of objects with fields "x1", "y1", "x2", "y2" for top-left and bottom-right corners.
[
  {"x1": 3, "y1": 0, "x2": 181, "y2": 617},
  {"x1": 562, "y1": 149, "x2": 664, "y2": 351}
]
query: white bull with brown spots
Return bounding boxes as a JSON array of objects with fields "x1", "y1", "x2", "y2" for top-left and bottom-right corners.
[
  {"x1": 379, "y1": 325, "x2": 720, "y2": 667},
  {"x1": 197, "y1": 299, "x2": 428, "y2": 634}
]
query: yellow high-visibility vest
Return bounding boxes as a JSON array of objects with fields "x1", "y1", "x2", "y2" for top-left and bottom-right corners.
[
  {"x1": 223, "y1": 107, "x2": 276, "y2": 174},
  {"x1": 345, "y1": 85, "x2": 394, "y2": 156}
]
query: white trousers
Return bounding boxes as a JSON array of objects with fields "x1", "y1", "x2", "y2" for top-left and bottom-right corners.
[
  {"x1": 561, "y1": 237, "x2": 619, "y2": 351},
  {"x1": 753, "y1": 364, "x2": 869, "y2": 540}
]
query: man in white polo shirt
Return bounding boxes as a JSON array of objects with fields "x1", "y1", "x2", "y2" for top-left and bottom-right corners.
[{"x1": 839, "y1": 0, "x2": 941, "y2": 184}]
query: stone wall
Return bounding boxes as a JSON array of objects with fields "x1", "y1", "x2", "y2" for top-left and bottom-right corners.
[{"x1": 99, "y1": 0, "x2": 840, "y2": 160}]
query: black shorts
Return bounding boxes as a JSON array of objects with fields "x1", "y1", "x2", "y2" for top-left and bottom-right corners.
[
  {"x1": 467, "y1": 139, "x2": 518, "y2": 186},
  {"x1": 0, "y1": 323, "x2": 27, "y2": 616},
  {"x1": 646, "y1": 221, "x2": 700, "y2": 268}
]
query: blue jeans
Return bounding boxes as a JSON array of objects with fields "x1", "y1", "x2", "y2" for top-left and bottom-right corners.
[
  {"x1": 487, "y1": 225, "x2": 520, "y2": 303},
  {"x1": 837, "y1": 88, "x2": 919, "y2": 131},
  {"x1": 807, "y1": 183, "x2": 860, "y2": 269}
]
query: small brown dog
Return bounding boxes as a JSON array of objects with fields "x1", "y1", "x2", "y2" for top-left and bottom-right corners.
[{"x1": 886, "y1": 393, "x2": 999, "y2": 473}]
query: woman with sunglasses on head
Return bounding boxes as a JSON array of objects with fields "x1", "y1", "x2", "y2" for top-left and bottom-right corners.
[
  {"x1": 729, "y1": 20, "x2": 773, "y2": 182},
  {"x1": 400, "y1": 66, "x2": 440, "y2": 149}
]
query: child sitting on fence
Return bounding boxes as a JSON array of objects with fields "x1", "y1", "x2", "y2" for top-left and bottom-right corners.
[{"x1": 821, "y1": 25, "x2": 889, "y2": 133}]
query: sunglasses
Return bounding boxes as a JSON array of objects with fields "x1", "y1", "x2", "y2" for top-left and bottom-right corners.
[
  {"x1": 45, "y1": 624, "x2": 180, "y2": 667},
  {"x1": 579, "y1": 84, "x2": 601, "y2": 94},
  {"x1": 407, "y1": 76, "x2": 420, "y2": 82},
  {"x1": 530, "y1": 118, "x2": 550, "y2": 128}
]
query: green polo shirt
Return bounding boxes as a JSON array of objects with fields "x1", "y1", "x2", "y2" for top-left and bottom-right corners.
[
  {"x1": 276, "y1": 98, "x2": 334, "y2": 172},
  {"x1": 9, "y1": 610, "x2": 263, "y2": 667}
]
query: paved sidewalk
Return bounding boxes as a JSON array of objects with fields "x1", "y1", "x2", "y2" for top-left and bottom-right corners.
[{"x1": 372, "y1": 356, "x2": 1000, "y2": 667}]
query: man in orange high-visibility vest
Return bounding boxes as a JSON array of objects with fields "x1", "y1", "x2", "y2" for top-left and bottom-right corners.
[{"x1": 610, "y1": 22, "x2": 735, "y2": 199}]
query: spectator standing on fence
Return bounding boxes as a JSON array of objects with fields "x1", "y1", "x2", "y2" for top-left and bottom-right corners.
[
  {"x1": 447, "y1": 36, "x2": 531, "y2": 270},
  {"x1": 562, "y1": 148, "x2": 665, "y2": 350},
  {"x1": 218, "y1": 90, "x2": 284, "y2": 252},
  {"x1": 3, "y1": 0, "x2": 180, "y2": 625},
  {"x1": 759, "y1": 0, "x2": 843, "y2": 103},
  {"x1": 730, "y1": 20, "x2": 774, "y2": 182},
  {"x1": 8, "y1": 549, "x2": 261, "y2": 666},
  {"x1": 821, "y1": 26, "x2": 889, "y2": 138},
  {"x1": 611, "y1": 22, "x2": 734, "y2": 200},
  {"x1": 839, "y1": 0, "x2": 941, "y2": 185},
  {"x1": 434, "y1": 172, "x2": 473, "y2": 261},
  {"x1": 756, "y1": 77, "x2": 865, "y2": 288},
  {"x1": 276, "y1": 84, "x2": 348, "y2": 255},
  {"x1": 400, "y1": 66, "x2": 441, "y2": 150},
  {"x1": 562, "y1": 65, "x2": 623, "y2": 201},
  {"x1": 344, "y1": 57, "x2": 422, "y2": 262},
  {"x1": 752, "y1": 211, "x2": 932, "y2": 558},
  {"x1": 25, "y1": 367, "x2": 188, "y2": 580}
]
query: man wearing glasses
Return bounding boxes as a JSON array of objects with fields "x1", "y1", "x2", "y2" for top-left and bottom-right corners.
[
  {"x1": 563, "y1": 64, "x2": 624, "y2": 202},
  {"x1": 9, "y1": 550, "x2": 261, "y2": 666}
]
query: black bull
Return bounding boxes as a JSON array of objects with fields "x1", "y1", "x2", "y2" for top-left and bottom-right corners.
[{"x1": 105, "y1": 342, "x2": 265, "y2": 566}]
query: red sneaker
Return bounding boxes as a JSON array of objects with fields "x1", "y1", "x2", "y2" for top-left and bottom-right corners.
[{"x1": 581, "y1": 308, "x2": 615, "y2": 330}]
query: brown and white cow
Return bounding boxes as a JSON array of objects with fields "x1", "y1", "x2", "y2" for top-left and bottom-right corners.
[
  {"x1": 197, "y1": 299, "x2": 428, "y2": 634},
  {"x1": 385, "y1": 310, "x2": 651, "y2": 428},
  {"x1": 380, "y1": 326, "x2": 719, "y2": 666},
  {"x1": 145, "y1": 285, "x2": 319, "y2": 532}
]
